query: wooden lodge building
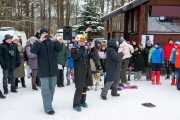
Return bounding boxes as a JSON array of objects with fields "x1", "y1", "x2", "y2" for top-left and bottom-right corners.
[{"x1": 101, "y1": 0, "x2": 180, "y2": 47}]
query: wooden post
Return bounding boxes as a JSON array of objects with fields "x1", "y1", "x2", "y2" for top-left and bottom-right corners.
[
  {"x1": 138, "y1": 4, "x2": 146, "y2": 44},
  {"x1": 110, "y1": 18, "x2": 113, "y2": 39}
]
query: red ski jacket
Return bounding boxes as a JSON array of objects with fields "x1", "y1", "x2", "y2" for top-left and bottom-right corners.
[{"x1": 164, "y1": 44, "x2": 174, "y2": 61}]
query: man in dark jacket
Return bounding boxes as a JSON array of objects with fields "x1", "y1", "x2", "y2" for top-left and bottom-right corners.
[
  {"x1": 0, "y1": 34, "x2": 21, "y2": 94},
  {"x1": 101, "y1": 40, "x2": 122, "y2": 100},
  {"x1": 71, "y1": 35, "x2": 100, "y2": 112},
  {"x1": 31, "y1": 28, "x2": 62, "y2": 115}
]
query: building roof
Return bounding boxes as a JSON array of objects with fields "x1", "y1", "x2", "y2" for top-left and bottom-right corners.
[{"x1": 101, "y1": 0, "x2": 149, "y2": 22}]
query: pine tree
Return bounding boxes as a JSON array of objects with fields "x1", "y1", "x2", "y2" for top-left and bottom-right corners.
[{"x1": 76, "y1": 0, "x2": 104, "y2": 41}]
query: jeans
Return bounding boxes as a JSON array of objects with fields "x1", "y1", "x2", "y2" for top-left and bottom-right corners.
[
  {"x1": 3, "y1": 69, "x2": 16, "y2": 89},
  {"x1": 40, "y1": 76, "x2": 57, "y2": 113}
]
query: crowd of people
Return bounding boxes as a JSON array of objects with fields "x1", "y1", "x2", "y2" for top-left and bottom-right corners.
[{"x1": 0, "y1": 28, "x2": 180, "y2": 115}]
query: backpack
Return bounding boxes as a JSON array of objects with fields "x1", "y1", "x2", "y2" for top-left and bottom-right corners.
[{"x1": 23, "y1": 46, "x2": 28, "y2": 61}]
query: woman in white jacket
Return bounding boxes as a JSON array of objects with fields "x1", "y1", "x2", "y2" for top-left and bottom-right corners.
[{"x1": 118, "y1": 38, "x2": 134, "y2": 84}]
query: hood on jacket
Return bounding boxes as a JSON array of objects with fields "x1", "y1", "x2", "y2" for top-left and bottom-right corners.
[{"x1": 107, "y1": 40, "x2": 119, "y2": 50}]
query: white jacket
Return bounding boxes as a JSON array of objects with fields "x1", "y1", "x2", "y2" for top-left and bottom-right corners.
[{"x1": 118, "y1": 41, "x2": 134, "y2": 59}]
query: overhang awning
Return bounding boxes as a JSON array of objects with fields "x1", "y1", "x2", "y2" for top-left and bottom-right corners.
[
  {"x1": 100, "y1": 0, "x2": 149, "y2": 22},
  {"x1": 151, "y1": 6, "x2": 180, "y2": 17}
]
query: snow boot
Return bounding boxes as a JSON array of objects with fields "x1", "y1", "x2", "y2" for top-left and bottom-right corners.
[
  {"x1": 80, "y1": 102, "x2": 88, "y2": 108},
  {"x1": 156, "y1": 71, "x2": 161, "y2": 85},
  {"x1": 66, "y1": 80, "x2": 70, "y2": 86},
  {"x1": 101, "y1": 95, "x2": 107, "y2": 100},
  {"x1": 3, "y1": 88, "x2": 8, "y2": 95},
  {"x1": 32, "y1": 85, "x2": 38, "y2": 90},
  {"x1": 11, "y1": 87, "x2": 17, "y2": 93},
  {"x1": 47, "y1": 110, "x2": 55, "y2": 115},
  {"x1": 111, "y1": 87, "x2": 120, "y2": 97},
  {"x1": 151, "y1": 71, "x2": 156, "y2": 85},
  {"x1": 171, "y1": 79, "x2": 176, "y2": 86},
  {"x1": 74, "y1": 105, "x2": 82, "y2": 112},
  {"x1": 0, "y1": 90, "x2": 6, "y2": 99}
]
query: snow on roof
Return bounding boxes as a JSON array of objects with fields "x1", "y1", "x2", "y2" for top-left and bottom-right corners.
[{"x1": 101, "y1": 0, "x2": 149, "y2": 22}]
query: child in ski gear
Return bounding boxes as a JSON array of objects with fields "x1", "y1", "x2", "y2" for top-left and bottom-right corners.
[
  {"x1": 170, "y1": 42, "x2": 179, "y2": 86},
  {"x1": 148, "y1": 41, "x2": 164, "y2": 85},
  {"x1": 99, "y1": 42, "x2": 107, "y2": 85},
  {"x1": 67, "y1": 43, "x2": 74, "y2": 85}
]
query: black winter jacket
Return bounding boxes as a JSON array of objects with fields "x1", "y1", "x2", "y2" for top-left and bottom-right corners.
[
  {"x1": 31, "y1": 39, "x2": 62, "y2": 78},
  {"x1": 71, "y1": 45, "x2": 100, "y2": 88},
  {"x1": 0, "y1": 43, "x2": 21, "y2": 69},
  {"x1": 105, "y1": 47, "x2": 122, "y2": 82}
]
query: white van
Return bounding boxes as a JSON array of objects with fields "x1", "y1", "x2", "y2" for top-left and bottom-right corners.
[
  {"x1": 56, "y1": 29, "x2": 63, "y2": 37},
  {"x1": 0, "y1": 27, "x2": 27, "y2": 47}
]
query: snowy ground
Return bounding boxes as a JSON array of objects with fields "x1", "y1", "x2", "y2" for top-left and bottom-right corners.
[{"x1": 0, "y1": 68, "x2": 180, "y2": 120}]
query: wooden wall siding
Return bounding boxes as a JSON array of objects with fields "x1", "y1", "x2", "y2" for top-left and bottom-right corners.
[{"x1": 150, "y1": 0, "x2": 180, "y2": 5}]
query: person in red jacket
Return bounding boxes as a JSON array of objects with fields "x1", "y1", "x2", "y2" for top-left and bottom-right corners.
[
  {"x1": 164, "y1": 39, "x2": 174, "y2": 79},
  {"x1": 175, "y1": 44, "x2": 180, "y2": 90}
]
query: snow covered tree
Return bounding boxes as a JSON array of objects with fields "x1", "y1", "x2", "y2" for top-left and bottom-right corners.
[{"x1": 76, "y1": 0, "x2": 104, "y2": 41}]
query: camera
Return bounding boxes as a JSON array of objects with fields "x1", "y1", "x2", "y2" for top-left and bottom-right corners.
[
  {"x1": 85, "y1": 42, "x2": 91, "y2": 46},
  {"x1": 9, "y1": 50, "x2": 15, "y2": 56},
  {"x1": 45, "y1": 34, "x2": 50, "y2": 38}
]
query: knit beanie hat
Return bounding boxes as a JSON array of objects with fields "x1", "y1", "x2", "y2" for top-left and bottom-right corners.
[
  {"x1": 40, "y1": 28, "x2": 48, "y2": 35},
  {"x1": 154, "y1": 41, "x2": 160, "y2": 46}
]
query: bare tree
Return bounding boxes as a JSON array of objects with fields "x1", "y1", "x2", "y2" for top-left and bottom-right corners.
[{"x1": 59, "y1": 0, "x2": 64, "y2": 28}]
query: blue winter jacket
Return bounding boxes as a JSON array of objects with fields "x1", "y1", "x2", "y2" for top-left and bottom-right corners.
[
  {"x1": 67, "y1": 51, "x2": 74, "y2": 68},
  {"x1": 148, "y1": 47, "x2": 164, "y2": 64},
  {"x1": 170, "y1": 48, "x2": 176, "y2": 64}
]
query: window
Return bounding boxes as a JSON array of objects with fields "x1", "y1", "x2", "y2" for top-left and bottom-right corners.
[{"x1": 147, "y1": 6, "x2": 180, "y2": 33}]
